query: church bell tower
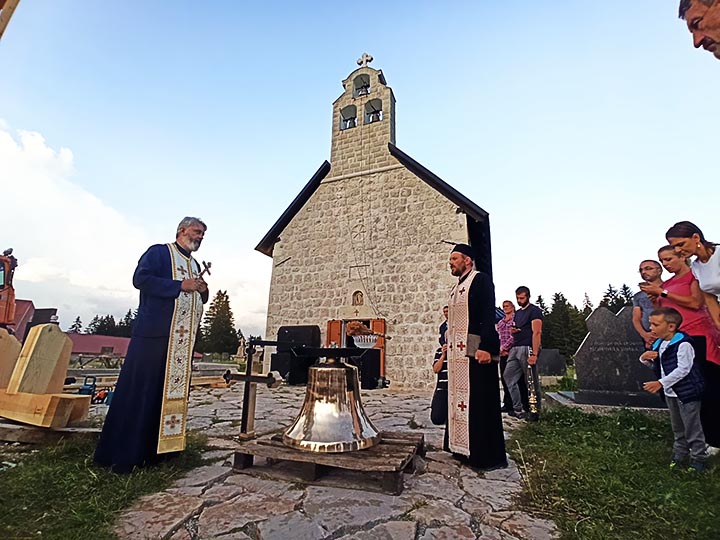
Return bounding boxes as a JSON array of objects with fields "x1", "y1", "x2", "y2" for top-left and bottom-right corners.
[{"x1": 329, "y1": 53, "x2": 397, "y2": 178}]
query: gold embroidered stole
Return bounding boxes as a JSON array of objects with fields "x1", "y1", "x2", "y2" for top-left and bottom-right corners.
[
  {"x1": 157, "y1": 243, "x2": 203, "y2": 454},
  {"x1": 447, "y1": 270, "x2": 477, "y2": 457}
]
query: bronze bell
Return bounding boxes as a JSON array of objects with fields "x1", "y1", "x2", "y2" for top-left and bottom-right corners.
[{"x1": 282, "y1": 360, "x2": 381, "y2": 452}]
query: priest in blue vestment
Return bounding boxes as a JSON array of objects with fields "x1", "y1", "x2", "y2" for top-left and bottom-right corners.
[{"x1": 94, "y1": 217, "x2": 209, "y2": 473}]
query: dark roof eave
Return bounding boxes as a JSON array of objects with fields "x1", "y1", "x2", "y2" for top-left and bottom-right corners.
[
  {"x1": 255, "y1": 161, "x2": 332, "y2": 257},
  {"x1": 388, "y1": 143, "x2": 489, "y2": 221}
]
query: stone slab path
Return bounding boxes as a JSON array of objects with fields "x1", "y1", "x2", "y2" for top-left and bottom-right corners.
[{"x1": 113, "y1": 384, "x2": 558, "y2": 540}]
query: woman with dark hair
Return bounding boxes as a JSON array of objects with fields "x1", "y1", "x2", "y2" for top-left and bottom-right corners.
[
  {"x1": 641, "y1": 246, "x2": 720, "y2": 366},
  {"x1": 666, "y1": 221, "x2": 720, "y2": 330},
  {"x1": 663, "y1": 221, "x2": 720, "y2": 449}
]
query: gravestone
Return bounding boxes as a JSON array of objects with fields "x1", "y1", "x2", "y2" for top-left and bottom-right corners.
[
  {"x1": 537, "y1": 349, "x2": 566, "y2": 376},
  {"x1": 562, "y1": 307, "x2": 663, "y2": 408}
]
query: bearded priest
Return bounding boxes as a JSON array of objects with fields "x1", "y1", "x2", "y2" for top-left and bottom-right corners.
[
  {"x1": 94, "y1": 217, "x2": 209, "y2": 473},
  {"x1": 445, "y1": 243, "x2": 507, "y2": 470}
]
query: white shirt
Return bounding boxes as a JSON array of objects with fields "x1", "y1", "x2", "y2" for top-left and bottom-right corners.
[
  {"x1": 691, "y1": 248, "x2": 720, "y2": 297},
  {"x1": 658, "y1": 340, "x2": 695, "y2": 399}
]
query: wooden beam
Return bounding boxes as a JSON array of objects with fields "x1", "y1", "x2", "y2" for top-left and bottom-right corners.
[
  {"x1": 0, "y1": 390, "x2": 90, "y2": 428},
  {"x1": 0, "y1": 0, "x2": 21, "y2": 41}
]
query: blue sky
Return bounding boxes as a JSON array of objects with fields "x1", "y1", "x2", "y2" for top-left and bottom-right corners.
[{"x1": 1, "y1": 1, "x2": 718, "y2": 336}]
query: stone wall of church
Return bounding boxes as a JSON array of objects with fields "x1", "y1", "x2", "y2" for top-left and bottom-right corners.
[{"x1": 264, "y1": 162, "x2": 471, "y2": 389}]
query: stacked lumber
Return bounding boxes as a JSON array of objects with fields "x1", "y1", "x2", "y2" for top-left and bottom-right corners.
[{"x1": 0, "y1": 324, "x2": 90, "y2": 428}]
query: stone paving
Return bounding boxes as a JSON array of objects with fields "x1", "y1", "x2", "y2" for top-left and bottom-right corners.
[{"x1": 113, "y1": 384, "x2": 558, "y2": 540}]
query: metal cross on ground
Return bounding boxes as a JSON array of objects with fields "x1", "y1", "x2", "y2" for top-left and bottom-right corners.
[{"x1": 229, "y1": 339, "x2": 283, "y2": 439}]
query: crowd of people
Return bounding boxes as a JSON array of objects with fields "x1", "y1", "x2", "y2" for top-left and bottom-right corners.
[
  {"x1": 436, "y1": 222, "x2": 719, "y2": 473},
  {"x1": 631, "y1": 221, "x2": 720, "y2": 471}
]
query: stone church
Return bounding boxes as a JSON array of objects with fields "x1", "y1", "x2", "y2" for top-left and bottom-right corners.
[{"x1": 256, "y1": 55, "x2": 492, "y2": 389}]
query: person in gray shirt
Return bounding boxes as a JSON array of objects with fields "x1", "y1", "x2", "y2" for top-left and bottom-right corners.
[{"x1": 633, "y1": 260, "x2": 663, "y2": 348}]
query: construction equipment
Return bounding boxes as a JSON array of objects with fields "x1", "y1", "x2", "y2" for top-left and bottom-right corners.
[
  {"x1": 0, "y1": 249, "x2": 18, "y2": 330},
  {"x1": 0, "y1": 0, "x2": 21, "y2": 41}
]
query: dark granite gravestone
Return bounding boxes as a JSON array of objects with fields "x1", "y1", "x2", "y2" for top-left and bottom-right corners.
[
  {"x1": 537, "y1": 349, "x2": 566, "y2": 376},
  {"x1": 561, "y1": 306, "x2": 665, "y2": 408}
]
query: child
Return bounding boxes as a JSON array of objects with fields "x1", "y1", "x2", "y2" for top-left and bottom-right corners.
[{"x1": 640, "y1": 307, "x2": 708, "y2": 471}]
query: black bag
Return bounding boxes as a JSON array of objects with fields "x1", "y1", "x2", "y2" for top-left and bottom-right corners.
[{"x1": 430, "y1": 387, "x2": 447, "y2": 425}]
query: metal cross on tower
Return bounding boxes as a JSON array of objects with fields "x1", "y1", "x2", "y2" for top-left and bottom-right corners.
[{"x1": 356, "y1": 52, "x2": 373, "y2": 68}]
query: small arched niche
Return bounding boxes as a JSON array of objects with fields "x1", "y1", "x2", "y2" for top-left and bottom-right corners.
[
  {"x1": 340, "y1": 105, "x2": 357, "y2": 130},
  {"x1": 364, "y1": 99, "x2": 383, "y2": 124},
  {"x1": 353, "y1": 74, "x2": 371, "y2": 97}
]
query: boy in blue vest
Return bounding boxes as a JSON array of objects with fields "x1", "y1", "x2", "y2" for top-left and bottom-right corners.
[{"x1": 640, "y1": 307, "x2": 708, "y2": 471}]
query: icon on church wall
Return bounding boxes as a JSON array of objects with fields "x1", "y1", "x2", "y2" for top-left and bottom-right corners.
[{"x1": 352, "y1": 290, "x2": 364, "y2": 306}]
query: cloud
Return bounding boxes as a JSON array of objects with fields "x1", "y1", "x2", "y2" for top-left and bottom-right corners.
[
  {"x1": 0, "y1": 122, "x2": 272, "y2": 336},
  {"x1": 0, "y1": 123, "x2": 148, "y2": 327}
]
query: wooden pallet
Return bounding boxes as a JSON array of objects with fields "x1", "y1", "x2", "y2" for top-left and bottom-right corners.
[{"x1": 233, "y1": 431, "x2": 425, "y2": 495}]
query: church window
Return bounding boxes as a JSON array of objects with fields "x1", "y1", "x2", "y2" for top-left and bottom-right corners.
[
  {"x1": 353, "y1": 74, "x2": 371, "y2": 97},
  {"x1": 340, "y1": 105, "x2": 357, "y2": 130},
  {"x1": 364, "y1": 99, "x2": 383, "y2": 124}
]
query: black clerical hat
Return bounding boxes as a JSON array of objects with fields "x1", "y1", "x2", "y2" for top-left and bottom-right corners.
[{"x1": 451, "y1": 243, "x2": 474, "y2": 260}]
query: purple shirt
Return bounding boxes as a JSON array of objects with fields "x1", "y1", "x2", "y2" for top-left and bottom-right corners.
[{"x1": 496, "y1": 316, "x2": 514, "y2": 355}]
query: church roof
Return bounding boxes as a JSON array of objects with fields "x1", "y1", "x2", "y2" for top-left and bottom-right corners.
[
  {"x1": 388, "y1": 144, "x2": 489, "y2": 222},
  {"x1": 255, "y1": 145, "x2": 488, "y2": 257}
]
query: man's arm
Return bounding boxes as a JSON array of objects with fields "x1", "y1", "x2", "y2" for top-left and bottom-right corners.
[
  {"x1": 704, "y1": 292, "x2": 720, "y2": 330},
  {"x1": 132, "y1": 246, "x2": 182, "y2": 298},
  {"x1": 632, "y1": 306, "x2": 653, "y2": 345},
  {"x1": 529, "y1": 318, "x2": 542, "y2": 366}
]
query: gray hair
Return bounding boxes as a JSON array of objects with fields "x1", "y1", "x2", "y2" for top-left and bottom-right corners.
[
  {"x1": 176, "y1": 216, "x2": 207, "y2": 236},
  {"x1": 679, "y1": 0, "x2": 715, "y2": 18}
]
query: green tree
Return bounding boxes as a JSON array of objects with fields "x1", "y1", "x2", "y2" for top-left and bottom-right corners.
[
  {"x1": 582, "y1": 293, "x2": 594, "y2": 318},
  {"x1": 598, "y1": 284, "x2": 626, "y2": 314},
  {"x1": 68, "y1": 316, "x2": 83, "y2": 333},
  {"x1": 116, "y1": 309, "x2": 135, "y2": 338},
  {"x1": 86, "y1": 314, "x2": 118, "y2": 336},
  {"x1": 619, "y1": 284, "x2": 635, "y2": 307},
  {"x1": 536, "y1": 295, "x2": 549, "y2": 316},
  {"x1": 543, "y1": 293, "x2": 588, "y2": 357},
  {"x1": 201, "y1": 290, "x2": 239, "y2": 354}
]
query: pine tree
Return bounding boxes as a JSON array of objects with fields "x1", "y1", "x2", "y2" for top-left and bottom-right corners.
[
  {"x1": 201, "y1": 290, "x2": 239, "y2": 354},
  {"x1": 598, "y1": 284, "x2": 626, "y2": 314},
  {"x1": 536, "y1": 295, "x2": 549, "y2": 316},
  {"x1": 543, "y1": 293, "x2": 589, "y2": 357},
  {"x1": 619, "y1": 284, "x2": 635, "y2": 307},
  {"x1": 86, "y1": 314, "x2": 118, "y2": 335},
  {"x1": 86, "y1": 315, "x2": 101, "y2": 334},
  {"x1": 117, "y1": 309, "x2": 135, "y2": 337},
  {"x1": 582, "y1": 293, "x2": 594, "y2": 318},
  {"x1": 68, "y1": 316, "x2": 83, "y2": 333}
]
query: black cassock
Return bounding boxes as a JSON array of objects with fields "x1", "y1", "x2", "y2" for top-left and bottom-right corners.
[
  {"x1": 445, "y1": 270, "x2": 507, "y2": 470},
  {"x1": 94, "y1": 243, "x2": 207, "y2": 473}
]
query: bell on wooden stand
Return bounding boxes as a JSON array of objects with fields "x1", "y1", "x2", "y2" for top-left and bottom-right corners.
[{"x1": 282, "y1": 340, "x2": 381, "y2": 453}]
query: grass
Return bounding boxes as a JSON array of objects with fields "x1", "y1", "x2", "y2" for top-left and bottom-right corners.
[
  {"x1": 0, "y1": 434, "x2": 207, "y2": 540},
  {"x1": 509, "y1": 406, "x2": 720, "y2": 540}
]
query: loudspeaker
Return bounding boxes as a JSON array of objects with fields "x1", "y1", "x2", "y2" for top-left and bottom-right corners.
[
  {"x1": 273, "y1": 325, "x2": 321, "y2": 385},
  {"x1": 270, "y1": 352, "x2": 317, "y2": 385},
  {"x1": 277, "y1": 325, "x2": 321, "y2": 352},
  {"x1": 348, "y1": 348, "x2": 381, "y2": 390}
]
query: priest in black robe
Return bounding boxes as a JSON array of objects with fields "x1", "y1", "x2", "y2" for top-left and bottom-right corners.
[
  {"x1": 445, "y1": 244, "x2": 507, "y2": 470},
  {"x1": 94, "y1": 217, "x2": 209, "y2": 473}
]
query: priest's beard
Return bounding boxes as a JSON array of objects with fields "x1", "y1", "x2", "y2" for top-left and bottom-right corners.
[{"x1": 187, "y1": 239, "x2": 201, "y2": 252}]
